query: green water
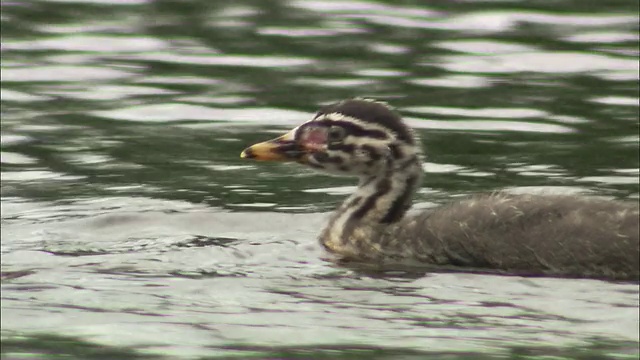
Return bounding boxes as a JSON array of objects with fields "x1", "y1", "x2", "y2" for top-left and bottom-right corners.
[{"x1": 1, "y1": 0, "x2": 639, "y2": 359}]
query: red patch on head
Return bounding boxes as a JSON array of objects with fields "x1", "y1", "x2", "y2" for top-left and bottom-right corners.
[{"x1": 300, "y1": 127, "x2": 327, "y2": 151}]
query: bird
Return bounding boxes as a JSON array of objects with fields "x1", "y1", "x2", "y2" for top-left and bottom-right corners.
[{"x1": 240, "y1": 98, "x2": 640, "y2": 281}]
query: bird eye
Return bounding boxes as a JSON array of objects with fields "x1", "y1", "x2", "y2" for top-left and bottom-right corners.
[{"x1": 327, "y1": 126, "x2": 346, "y2": 143}]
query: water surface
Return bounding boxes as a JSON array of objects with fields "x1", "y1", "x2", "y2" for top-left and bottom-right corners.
[{"x1": 1, "y1": 0, "x2": 639, "y2": 359}]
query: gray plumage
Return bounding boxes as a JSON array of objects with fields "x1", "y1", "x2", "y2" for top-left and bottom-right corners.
[{"x1": 384, "y1": 193, "x2": 638, "y2": 280}]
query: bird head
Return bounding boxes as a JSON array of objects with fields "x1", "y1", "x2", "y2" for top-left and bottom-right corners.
[{"x1": 241, "y1": 98, "x2": 420, "y2": 178}]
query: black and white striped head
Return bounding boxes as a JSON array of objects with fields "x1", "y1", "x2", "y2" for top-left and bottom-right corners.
[{"x1": 241, "y1": 98, "x2": 421, "y2": 178}]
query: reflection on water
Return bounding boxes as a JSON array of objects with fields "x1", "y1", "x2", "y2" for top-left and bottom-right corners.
[{"x1": 1, "y1": 0, "x2": 638, "y2": 359}]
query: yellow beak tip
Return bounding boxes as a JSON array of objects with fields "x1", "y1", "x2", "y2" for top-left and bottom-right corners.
[
  {"x1": 240, "y1": 128, "x2": 298, "y2": 161},
  {"x1": 240, "y1": 148, "x2": 253, "y2": 159}
]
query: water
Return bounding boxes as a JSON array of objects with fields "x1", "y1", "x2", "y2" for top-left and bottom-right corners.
[{"x1": 1, "y1": 0, "x2": 639, "y2": 359}]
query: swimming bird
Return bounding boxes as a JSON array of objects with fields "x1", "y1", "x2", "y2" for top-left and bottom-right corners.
[{"x1": 241, "y1": 98, "x2": 639, "y2": 281}]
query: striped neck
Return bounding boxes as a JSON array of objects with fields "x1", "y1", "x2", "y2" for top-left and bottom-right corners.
[{"x1": 320, "y1": 154, "x2": 423, "y2": 259}]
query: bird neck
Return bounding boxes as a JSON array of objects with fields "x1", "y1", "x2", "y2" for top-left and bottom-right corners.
[{"x1": 320, "y1": 155, "x2": 423, "y2": 259}]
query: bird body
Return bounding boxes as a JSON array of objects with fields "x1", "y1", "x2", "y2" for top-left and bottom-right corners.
[
  {"x1": 241, "y1": 98, "x2": 639, "y2": 281},
  {"x1": 388, "y1": 193, "x2": 637, "y2": 279}
]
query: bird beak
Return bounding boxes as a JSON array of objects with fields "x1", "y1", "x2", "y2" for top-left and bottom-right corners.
[{"x1": 240, "y1": 128, "x2": 302, "y2": 162}]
